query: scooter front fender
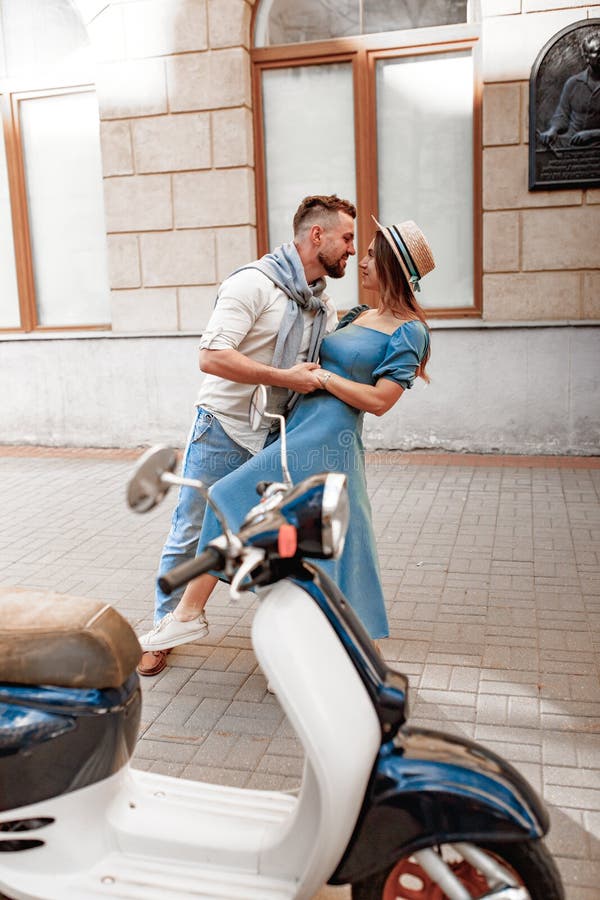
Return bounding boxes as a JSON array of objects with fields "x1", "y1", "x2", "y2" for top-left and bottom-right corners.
[{"x1": 330, "y1": 725, "x2": 549, "y2": 885}]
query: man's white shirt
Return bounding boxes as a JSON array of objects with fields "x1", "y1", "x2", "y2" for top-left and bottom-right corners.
[{"x1": 197, "y1": 268, "x2": 338, "y2": 453}]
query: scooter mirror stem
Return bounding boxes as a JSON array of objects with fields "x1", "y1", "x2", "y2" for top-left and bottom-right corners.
[
  {"x1": 248, "y1": 385, "x2": 292, "y2": 489},
  {"x1": 160, "y1": 472, "x2": 239, "y2": 552},
  {"x1": 262, "y1": 412, "x2": 293, "y2": 488}
]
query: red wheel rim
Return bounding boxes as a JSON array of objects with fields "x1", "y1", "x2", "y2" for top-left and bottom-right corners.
[
  {"x1": 381, "y1": 854, "x2": 502, "y2": 899},
  {"x1": 382, "y1": 858, "x2": 444, "y2": 900}
]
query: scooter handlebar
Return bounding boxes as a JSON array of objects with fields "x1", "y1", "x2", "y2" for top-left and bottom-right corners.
[{"x1": 158, "y1": 546, "x2": 225, "y2": 595}]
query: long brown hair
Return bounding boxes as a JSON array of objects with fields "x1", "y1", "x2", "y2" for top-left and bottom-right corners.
[{"x1": 374, "y1": 231, "x2": 431, "y2": 382}]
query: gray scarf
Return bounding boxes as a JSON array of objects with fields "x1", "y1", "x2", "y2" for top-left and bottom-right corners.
[{"x1": 234, "y1": 241, "x2": 328, "y2": 412}]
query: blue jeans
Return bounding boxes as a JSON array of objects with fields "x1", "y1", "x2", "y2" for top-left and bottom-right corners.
[{"x1": 154, "y1": 407, "x2": 253, "y2": 623}]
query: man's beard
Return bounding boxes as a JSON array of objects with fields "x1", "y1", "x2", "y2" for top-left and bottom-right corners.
[{"x1": 318, "y1": 249, "x2": 348, "y2": 279}]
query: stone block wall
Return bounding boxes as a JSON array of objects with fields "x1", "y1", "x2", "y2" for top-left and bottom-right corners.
[
  {"x1": 2, "y1": 1, "x2": 597, "y2": 452},
  {"x1": 89, "y1": 0, "x2": 600, "y2": 331},
  {"x1": 90, "y1": 0, "x2": 256, "y2": 332},
  {"x1": 481, "y1": 1, "x2": 600, "y2": 321}
]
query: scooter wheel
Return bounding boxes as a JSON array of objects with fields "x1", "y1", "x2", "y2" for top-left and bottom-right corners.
[{"x1": 351, "y1": 839, "x2": 564, "y2": 899}]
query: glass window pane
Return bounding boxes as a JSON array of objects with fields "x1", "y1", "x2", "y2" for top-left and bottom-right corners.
[
  {"x1": 262, "y1": 64, "x2": 358, "y2": 310},
  {"x1": 255, "y1": 0, "x2": 468, "y2": 46},
  {"x1": 0, "y1": 115, "x2": 20, "y2": 328},
  {"x1": 257, "y1": 0, "x2": 359, "y2": 46},
  {"x1": 20, "y1": 91, "x2": 110, "y2": 327},
  {"x1": 376, "y1": 51, "x2": 473, "y2": 309},
  {"x1": 365, "y1": 0, "x2": 467, "y2": 34}
]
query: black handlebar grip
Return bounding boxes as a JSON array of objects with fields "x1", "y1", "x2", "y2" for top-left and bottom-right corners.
[{"x1": 158, "y1": 546, "x2": 224, "y2": 595}]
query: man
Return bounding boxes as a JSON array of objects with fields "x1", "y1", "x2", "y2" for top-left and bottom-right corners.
[
  {"x1": 137, "y1": 194, "x2": 356, "y2": 676},
  {"x1": 539, "y1": 32, "x2": 600, "y2": 148}
]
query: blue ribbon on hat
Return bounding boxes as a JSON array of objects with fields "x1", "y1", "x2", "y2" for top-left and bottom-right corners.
[{"x1": 389, "y1": 225, "x2": 421, "y2": 292}]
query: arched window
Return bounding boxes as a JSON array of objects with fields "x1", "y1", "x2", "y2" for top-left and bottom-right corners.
[
  {"x1": 252, "y1": 1, "x2": 480, "y2": 316},
  {"x1": 0, "y1": 0, "x2": 109, "y2": 331},
  {"x1": 255, "y1": 0, "x2": 469, "y2": 46}
]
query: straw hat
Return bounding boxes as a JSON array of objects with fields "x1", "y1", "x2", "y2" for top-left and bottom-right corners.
[{"x1": 371, "y1": 216, "x2": 435, "y2": 293}]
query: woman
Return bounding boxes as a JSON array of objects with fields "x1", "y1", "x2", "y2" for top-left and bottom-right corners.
[{"x1": 139, "y1": 218, "x2": 434, "y2": 646}]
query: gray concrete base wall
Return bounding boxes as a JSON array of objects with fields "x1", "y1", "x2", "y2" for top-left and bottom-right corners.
[
  {"x1": 2, "y1": 324, "x2": 599, "y2": 454},
  {"x1": 365, "y1": 324, "x2": 600, "y2": 456}
]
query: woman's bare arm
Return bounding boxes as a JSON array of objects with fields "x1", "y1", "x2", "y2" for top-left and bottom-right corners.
[{"x1": 316, "y1": 369, "x2": 404, "y2": 416}]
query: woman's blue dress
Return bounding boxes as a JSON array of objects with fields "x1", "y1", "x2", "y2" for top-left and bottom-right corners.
[{"x1": 197, "y1": 308, "x2": 430, "y2": 639}]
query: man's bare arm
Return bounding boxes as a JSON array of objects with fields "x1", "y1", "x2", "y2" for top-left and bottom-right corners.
[{"x1": 199, "y1": 349, "x2": 322, "y2": 394}]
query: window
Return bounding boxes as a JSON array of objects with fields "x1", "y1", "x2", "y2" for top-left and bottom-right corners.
[
  {"x1": 255, "y1": 0, "x2": 468, "y2": 45},
  {"x1": 252, "y1": 0, "x2": 480, "y2": 316},
  {"x1": 0, "y1": 0, "x2": 110, "y2": 332}
]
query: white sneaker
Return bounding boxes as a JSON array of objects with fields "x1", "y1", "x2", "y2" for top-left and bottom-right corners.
[{"x1": 138, "y1": 611, "x2": 209, "y2": 651}]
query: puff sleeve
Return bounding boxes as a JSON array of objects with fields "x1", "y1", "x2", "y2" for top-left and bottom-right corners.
[{"x1": 372, "y1": 320, "x2": 429, "y2": 390}]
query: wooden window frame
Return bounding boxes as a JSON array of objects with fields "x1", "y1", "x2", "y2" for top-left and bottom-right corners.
[
  {"x1": 1, "y1": 89, "x2": 33, "y2": 331},
  {"x1": 0, "y1": 82, "x2": 109, "y2": 333},
  {"x1": 251, "y1": 23, "x2": 482, "y2": 318}
]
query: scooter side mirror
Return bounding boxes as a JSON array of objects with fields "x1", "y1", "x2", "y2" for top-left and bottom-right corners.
[
  {"x1": 127, "y1": 445, "x2": 179, "y2": 513},
  {"x1": 249, "y1": 385, "x2": 268, "y2": 432},
  {"x1": 127, "y1": 444, "x2": 239, "y2": 551}
]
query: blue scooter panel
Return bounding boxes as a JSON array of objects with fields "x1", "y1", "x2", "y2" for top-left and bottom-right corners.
[
  {"x1": 0, "y1": 675, "x2": 141, "y2": 813},
  {"x1": 330, "y1": 725, "x2": 549, "y2": 884}
]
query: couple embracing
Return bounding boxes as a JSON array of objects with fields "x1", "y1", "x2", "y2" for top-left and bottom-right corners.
[{"x1": 137, "y1": 194, "x2": 435, "y2": 677}]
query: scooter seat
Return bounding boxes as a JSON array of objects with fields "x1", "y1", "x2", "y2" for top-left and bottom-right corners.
[{"x1": 0, "y1": 587, "x2": 141, "y2": 688}]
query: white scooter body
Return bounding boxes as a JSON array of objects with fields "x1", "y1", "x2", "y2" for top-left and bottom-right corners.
[{"x1": 0, "y1": 580, "x2": 381, "y2": 900}]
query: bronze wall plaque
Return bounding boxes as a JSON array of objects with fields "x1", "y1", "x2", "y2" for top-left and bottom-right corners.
[{"x1": 529, "y1": 19, "x2": 600, "y2": 190}]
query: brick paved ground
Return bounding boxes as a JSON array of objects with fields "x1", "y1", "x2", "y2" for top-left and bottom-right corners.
[{"x1": 1, "y1": 448, "x2": 599, "y2": 898}]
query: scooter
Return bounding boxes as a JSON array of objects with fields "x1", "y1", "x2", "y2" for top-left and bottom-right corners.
[{"x1": 0, "y1": 387, "x2": 564, "y2": 900}]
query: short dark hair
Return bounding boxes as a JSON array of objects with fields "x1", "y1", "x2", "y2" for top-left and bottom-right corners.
[{"x1": 293, "y1": 194, "x2": 356, "y2": 236}]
